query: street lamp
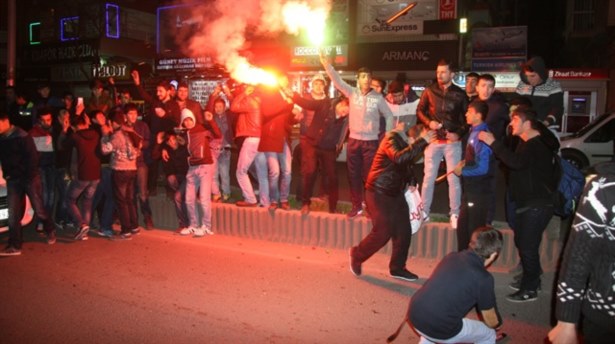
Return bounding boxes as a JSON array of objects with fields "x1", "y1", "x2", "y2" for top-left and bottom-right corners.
[{"x1": 458, "y1": 18, "x2": 467, "y2": 69}]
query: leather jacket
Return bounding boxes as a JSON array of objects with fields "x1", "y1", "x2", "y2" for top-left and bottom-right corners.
[
  {"x1": 417, "y1": 82, "x2": 468, "y2": 140},
  {"x1": 366, "y1": 131, "x2": 428, "y2": 197},
  {"x1": 231, "y1": 92, "x2": 261, "y2": 138}
]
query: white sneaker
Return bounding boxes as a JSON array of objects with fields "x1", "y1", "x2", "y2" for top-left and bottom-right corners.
[
  {"x1": 193, "y1": 228, "x2": 205, "y2": 237},
  {"x1": 450, "y1": 214, "x2": 459, "y2": 230},
  {"x1": 201, "y1": 226, "x2": 214, "y2": 235},
  {"x1": 179, "y1": 227, "x2": 196, "y2": 236}
]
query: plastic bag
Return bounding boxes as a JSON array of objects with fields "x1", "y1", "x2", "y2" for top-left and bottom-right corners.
[{"x1": 404, "y1": 186, "x2": 424, "y2": 234}]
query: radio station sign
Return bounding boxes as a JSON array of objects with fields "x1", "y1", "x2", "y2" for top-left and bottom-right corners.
[
  {"x1": 22, "y1": 40, "x2": 99, "y2": 65},
  {"x1": 356, "y1": 40, "x2": 457, "y2": 71},
  {"x1": 291, "y1": 45, "x2": 348, "y2": 68},
  {"x1": 155, "y1": 56, "x2": 214, "y2": 73}
]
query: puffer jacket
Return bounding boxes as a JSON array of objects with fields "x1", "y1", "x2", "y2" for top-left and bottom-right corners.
[
  {"x1": 231, "y1": 92, "x2": 261, "y2": 138},
  {"x1": 365, "y1": 131, "x2": 428, "y2": 197},
  {"x1": 417, "y1": 82, "x2": 468, "y2": 140}
]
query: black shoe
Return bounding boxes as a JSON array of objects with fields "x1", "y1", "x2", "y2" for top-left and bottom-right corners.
[
  {"x1": 390, "y1": 269, "x2": 418, "y2": 282},
  {"x1": 509, "y1": 279, "x2": 542, "y2": 292},
  {"x1": 349, "y1": 247, "x2": 361, "y2": 276},
  {"x1": 506, "y1": 289, "x2": 538, "y2": 303},
  {"x1": 0, "y1": 246, "x2": 22, "y2": 256}
]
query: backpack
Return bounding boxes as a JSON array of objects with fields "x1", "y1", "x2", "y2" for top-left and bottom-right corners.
[{"x1": 551, "y1": 154, "x2": 585, "y2": 218}]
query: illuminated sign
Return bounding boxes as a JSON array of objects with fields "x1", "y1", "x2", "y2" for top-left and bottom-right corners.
[
  {"x1": 60, "y1": 16, "x2": 79, "y2": 42},
  {"x1": 106, "y1": 3, "x2": 120, "y2": 39},
  {"x1": 29, "y1": 22, "x2": 41, "y2": 45},
  {"x1": 291, "y1": 45, "x2": 348, "y2": 68}
]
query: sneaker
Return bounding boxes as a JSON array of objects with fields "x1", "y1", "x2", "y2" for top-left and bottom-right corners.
[
  {"x1": 97, "y1": 229, "x2": 114, "y2": 238},
  {"x1": 0, "y1": 246, "x2": 22, "y2": 256},
  {"x1": 130, "y1": 227, "x2": 141, "y2": 235},
  {"x1": 390, "y1": 269, "x2": 419, "y2": 282},
  {"x1": 300, "y1": 204, "x2": 310, "y2": 216},
  {"x1": 222, "y1": 194, "x2": 231, "y2": 202},
  {"x1": 74, "y1": 225, "x2": 90, "y2": 241},
  {"x1": 347, "y1": 207, "x2": 363, "y2": 219},
  {"x1": 506, "y1": 289, "x2": 538, "y2": 303},
  {"x1": 179, "y1": 227, "x2": 197, "y2": 236},
  {"x1": 201, "y1": 226, "x2": 214, "y2": 235},
  {"x1": 450, "y1": 214, "x2": 459, "y2": 230},
  {"x1": 81, "y1": 234, "x2": 89, "y2": 241},
  {"x1": 509, "y1": 279, "x2": 542, "y2": 292},
  {"x1": 349, "y1": 247, "x2": 362, "y2": 276},
  {"x1": 115, "y1": 232, "x2": 132, "y2": 241},
  {"x1": 212, "y1": 194, "x2": 222, "y2": 203},
  {"x1": 236, "y1": 200, "x2": 258, "y2": 207},
  {"x1": 193, "y1": 228, "x2": 206, "y2": 237},
  {"x1": 36, "y1": 223, "x2": 44, "y2": 233},
  {"x1": 280, "y1": 201, "x2": 290, "y2": 210},
  {"x1": 47, "y1": 230, "x2": 57, "y2": 245},
  {"x1": 269, "y1": 202, "x2": 278, "y2": 212}
]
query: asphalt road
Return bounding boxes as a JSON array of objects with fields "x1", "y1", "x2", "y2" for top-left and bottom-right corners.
[{"x1": 0, "y1": 228, "x2": 554, "y2": 343}]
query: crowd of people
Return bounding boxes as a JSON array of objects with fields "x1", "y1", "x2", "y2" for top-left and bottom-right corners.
[{"x1": 3, "y1": 53, "x2": 612, "y2": 342}]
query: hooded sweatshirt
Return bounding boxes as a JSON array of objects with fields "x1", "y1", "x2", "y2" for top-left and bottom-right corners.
[
  {"x1": 63, "y1": 128, "x2": 102, "y2": 181},
  {"x1": 515, "y1": 57, "x2": 564, "y2": 127},
  {"x1": 101, "y1": 125, "x2": 139, "y2": 171}
]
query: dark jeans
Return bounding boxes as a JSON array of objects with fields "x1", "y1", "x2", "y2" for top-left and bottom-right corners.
[
  {"x1": 457, "y1": 190, "x2": 489, "y2": 251},
  {"x1": 53, "y1": 167, "x2": 71, "y2": 223},
  {"x1": 6, "y1": 176, "x2": 54, "y2": 249},
  {"x1": 300, "y1": 143, "x2": 339, "y2": 213},
  {"x1": 135, "y1": 165, "x2": 152, "y2": 219},
  {"x1": 346, "y1": 138, "x2": 378, "y2": 209},
  {"x1": 91, "y1": 166, "x2": 115, "y2": 231},
  {"x1": 167, "y1": 174, "x2": 188, "y2": 229},
  {"x1": 39, "y1": 165, "x2": 56, "y2": 214},
  {"x1": 353, "y1": 189, "x2": 412, "y2": 272},
  {"x1": 112, "y1": 170, "x2": 138, "y2": 233},
  {"x1": 66, "y1": 179, "x2": 100, "y2": 228},
  {"x1": 514, "y1": 206, "x2": 553, "y2": 291},
  {"x1": 147, "y1": 160, "x2": 160, "y2": 195}
]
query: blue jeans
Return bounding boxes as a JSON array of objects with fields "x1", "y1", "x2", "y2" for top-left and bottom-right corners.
[
  {"x1": 265, "y1": 142, "x2": 292, "y2": 203},
  {"x1": 135, "y1": 165, "x2": 152, "y2": 219},
  {"x1": 167, "y1": 174, "x2": 188, "y2": 229},
  {"x1": 185, "y1": 164, "x2": 214, "y2": 228},
  {"x1": 66, "y1": 179, "x2": 100, "y2": 228},
  {"x1": 421, "y1": 141, "x2": 462, "y2": 216},
  {"x1": 6, "y1": 176, "x2": 54, "y2": 249},
  {"x1": 53, "y1": 168, "x2": 71, "y2": 224},
  {"x1": 112, "y1": 170, "x2": 138, "y2": 233},
  {"x1": 346, "y1": 138, "x2": 379, "y2": 209},
  {"x1": 91, "y1": 166, "x2": 114, "y2": 231},
  {"x1": 236, "y1": 137, "x2": 269, "y2": 206},
  {"x1": 417, "y1": 318, "x2": 496, "y2": 344},
  {"x1": 211, "y1": 147, "x2": 231, "y2": 196}
]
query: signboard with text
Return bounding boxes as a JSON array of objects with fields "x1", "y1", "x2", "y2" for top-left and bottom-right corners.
[
  {"x1": 439, "y1": 0, "x2": 457, "y2": 19},
  {"x1": 291, "y1": 45, "x2": 348, "y2": 68},
  {"x1": 356, "y1": 40, "x2": 458, "y2": 71},
  {"x1": 471, "y1": 26, "x2": 527, "y2": 71},
  {"x1": 356, "y1": 0, "x2": 436, "y2": 40}
]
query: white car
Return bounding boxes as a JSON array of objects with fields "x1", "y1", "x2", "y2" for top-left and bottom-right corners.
[
  {"x1": 0, "y1": 165, "x2": 35, "y2": 233},
  {"x1": 560, "y1": 113, "x2": 615, "y2": 169}
]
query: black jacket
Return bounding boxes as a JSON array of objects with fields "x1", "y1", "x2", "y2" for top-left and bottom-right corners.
[
  {"x1": 417, "y1": 82, "x2": 468, "y2": 140},
  {"x1": 365, "y1": 131, "x2": 428, "y2": 197},
  {"x1": 0, "y1": 126, "x2": 40, "y2": 181}
]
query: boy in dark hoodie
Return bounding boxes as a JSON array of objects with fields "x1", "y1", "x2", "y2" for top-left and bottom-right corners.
[
  {"x1": 152, "y1": 130, "x2": 190, "y2": 232},
  {"x1": 62, "y1": 114, "x2": 102, "y2": 241},
  {"x1": 177, "y1": 108, "x2": 221, "y2": 237},
  {"x1": 515, "y1": 56, "x2": 564, "y2": 128},
  {"x1": 0, "y1": 112, "x2": 57, "y2": 256}
]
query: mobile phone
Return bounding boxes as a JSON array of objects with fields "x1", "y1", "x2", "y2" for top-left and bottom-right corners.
[{"x1": 77, "y1": 97, "x2": 84, "y2": 106}]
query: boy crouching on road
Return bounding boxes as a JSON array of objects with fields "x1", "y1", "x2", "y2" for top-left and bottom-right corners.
[{"x1": 408, "y1": 227, "x2": 503, "y2": 344}]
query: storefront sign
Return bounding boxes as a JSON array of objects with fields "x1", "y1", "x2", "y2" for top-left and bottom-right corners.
[
  {"x1": 22, "y1": 40, "x2": 99, "y2": 65},
  {"x1": 92, "y1": 62, "x2": 130, "y2": 80},
  {"x1": 50, "y1": 63, "x2": 91, "y2": 82},
  {"x1": 472, "y1": 26, "x2": 527, "y2": 59},
  {"x1": 439, "y1": 0, "x2": 457, "y2": 19},
  {"x1": 356, "y1": 0, "x2": 436, "y2": 39},
  {"x1": 549, "y1": 69, "x2": 610, "y2": 80},
  {"x1": 356, "y1": 40, "x2": 457, "y2": 71},
  {"x1": 291, "y1": 45, "x2": 348, "y2": 68},
  {"x1": 155, "y1": 56, "x2": 214, "y2": 73},
  {"x1": 471, "y1": 57, "x2": 525, "y2": 72}
]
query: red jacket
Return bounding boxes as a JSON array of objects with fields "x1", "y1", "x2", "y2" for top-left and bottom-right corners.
[{"x1": 231, "y1": 92, "x2": 261, "y2": 138}]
